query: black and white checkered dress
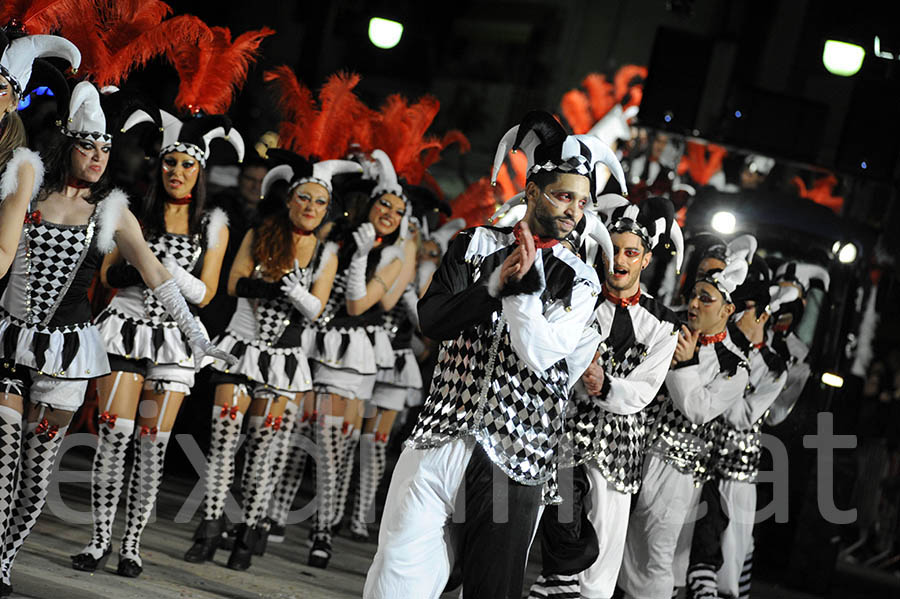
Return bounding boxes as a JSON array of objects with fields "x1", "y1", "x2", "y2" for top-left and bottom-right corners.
[
  {"x1": 646, "y1": 330, "x2": 749, "y2": 485},
  {"x1": 0, "y1": 195, "x2": 122, "y2": 380},
  {"x1": 95, "y1": 212, "x2": 218, "y2": 369},
  {"x1": 206, "y1": 242, "x2": 334, "y2": 395},
  {"x1": 567, "y1": 294, "x2": 680, "y2": 494},
  {"x1": 409, "y1": 226, "x2": 601, "y2": 486}
]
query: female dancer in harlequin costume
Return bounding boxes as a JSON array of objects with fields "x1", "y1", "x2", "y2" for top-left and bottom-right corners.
[
  {"x1": 0, "y1": 78, "x2": 229, "y2": 595},
  {"x1": 685, "y1": 256, "x2": 797, "y2": 599},
  {"x1": 617, "y1": 246, "x2": 752, "y2": 599},
  {"x1": 527, "y1": 195, "x2": 683, "y2": 599},
  {"x1": 300, "y1": 148, "x2": 408, "y2": 568},
  {"x1": 70, "y1": 102, "x2": 242, "y2": 577},
  {"x1": 0, "y1": 28, "x2": 74, "y2": 277},
  {"x1": 334, "y1": 155, "x2": 422, "y2": 541},
  {"x1": 182, "y1": 150, "x2": 360, "y2": 570}
]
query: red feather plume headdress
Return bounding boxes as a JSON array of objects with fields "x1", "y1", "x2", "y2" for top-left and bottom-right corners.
[
  {"x1": 168, "y1": 24, "x2": 273, "y2": 116},
  {"x1": 451, "y1": 177, "x2": 498, "y2": 229},
  {"x1": 264, "y1": 66, "x2": 375, "y2": 160},
  {"x1": 358, "y1": 94, "x2": 470, "y2": 196}
]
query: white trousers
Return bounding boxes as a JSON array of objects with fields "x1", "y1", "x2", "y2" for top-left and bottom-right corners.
[
  {"x1": 718, "y1": 480, "x2": 756, "y2": 598},
  {"x1": 618, "y1": 454, "x2": 702, "y2": 599},
  {"x1": 364, "y1": 439, "x2": 474, "y2": 599},
  {"x1": 579, "y1": 466, "x2": 632, "y2": 599}
]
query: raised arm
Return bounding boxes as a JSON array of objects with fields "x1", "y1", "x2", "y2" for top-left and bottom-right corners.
[
  {"x1": 418, "y1": 231, "x2": 501, "y2": 340},
  {"x1": 593, "y1": 325, "x2": 679, "y2": 415},
  {"x1": 380, "y1": 238, "x2": 417, "y2": 311},
  {"x1": 666, "y1": 361, "x2": 749, "y2": 425},
  {"x1": 501, "y1": 260, "x2": 600, "y2": 375}
]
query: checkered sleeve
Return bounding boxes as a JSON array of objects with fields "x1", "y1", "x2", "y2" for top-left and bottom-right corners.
[
  {"x1": 594, "y1": 322, "x2": 679, "y2": 416},
  {"x1": 666, "y1": 363, "x2": 749, "y2": 425},
  {"x1": 418, "y1": 231, "x2": 501, "y2": 340},
  {"x1": 501, "y1": 266, "x2": 598, "y2": 375}
]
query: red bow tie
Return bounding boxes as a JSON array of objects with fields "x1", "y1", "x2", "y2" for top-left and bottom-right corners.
[
  {"x1": 140, "y1": 425, "x2": 158, "y2": 439},
  {"x1": 603, "y1": 286, "x2": 641, "y2": 308},
  {"x1": 513, "y1": 223, "x2": 558, "y2": 249},
  {"x1": 375, "y1": 432, "x2": 389, "y2": 443},
  {"x1": 35, "y1": 418, "x2": 60, "y2": 440},
  {"x1": 220, "y1": 405, "x2": 240, "y2": 420},
  {"x1": 24, "y1": 210, "x2": 41, "y2": 225},
  {"x1": 699, "y1": 330, "x2": 727, "y2": 346},
  {"x1": 98, "y1": 411, "x2": 118, "y2": 428},
  {"x1": 753, "y1": 342, "x2": 765, "y2": 350}
]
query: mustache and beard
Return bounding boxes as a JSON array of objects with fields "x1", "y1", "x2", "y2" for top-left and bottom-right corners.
[{"x1": 533, "y1": 195, "x2": 574, "y2": 240}]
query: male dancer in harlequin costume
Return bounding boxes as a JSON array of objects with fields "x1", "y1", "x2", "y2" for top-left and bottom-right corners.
[
  {"x1": 685, "y1": 255, "x2": 797, "y2": 599},
  {"x1": 526, "y1": 195, "x2": 683, "y2": 599},
  {"x1": 617, "y1": 245, "x2": 751, "y2": 599},
  {"x1": 364, "y1": 110, "x2": 628, "y2": 599}
]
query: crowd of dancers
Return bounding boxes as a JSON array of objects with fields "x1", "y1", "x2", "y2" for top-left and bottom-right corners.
[{"x1": 0, "y1": 6, "x2": 831, "y2": 599}]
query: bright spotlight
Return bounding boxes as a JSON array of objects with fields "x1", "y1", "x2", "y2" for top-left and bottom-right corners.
[
  {"x1": 832, "y1": 241, "x2": 841, "y2": 254},
  {"x1": 822, "y1": 40, "x2": 865, "y2": 77},
  {"x1": 838, "y1": 243, "x2": 857, "y2": 264},
  {"x1": 368, "y1": 17, "x2": 403, "y2": 49},
  {"x1": 821, "y1": 372, "x2": 844, "y2": 388},
  {"x1": 711, "y1": 211, "x2": 736, "y2": 235}
]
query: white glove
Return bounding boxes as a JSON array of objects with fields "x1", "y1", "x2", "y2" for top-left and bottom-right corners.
[
  {"x1": 416, "y1": 260, "x2": 437, "y2": 295},
  {"x1": 352, "y1": 222, "x2": 377, "y2": 257},
  {"x1": 346, "y1": 223, "x2": 375, "y2": 301},
  {"x1": 281, "y1": 266, "x2": 322, "y2": 321},
  {"x1": 162, "y1": 257, "x2": 207, "y2": 305},
  {"x1": 152, "y1": 278, "x2": 236, "y2": 370}
]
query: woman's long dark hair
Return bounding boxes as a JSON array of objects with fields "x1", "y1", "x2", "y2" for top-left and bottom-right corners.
[
  {"x1": 40, "y1": 133, "x2": 113, "y2": 204},
  {"x1": 140, "y1": 160, "x2": 207, "y2": 239}
]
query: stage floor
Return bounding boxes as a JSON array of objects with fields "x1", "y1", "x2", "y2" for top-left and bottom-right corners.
[{"x1": 4, "y1": 451, "x2": 831, "y2": 599}]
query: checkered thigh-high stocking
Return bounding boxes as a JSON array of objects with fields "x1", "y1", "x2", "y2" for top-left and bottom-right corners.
[
  {"x1": 119, "y1": 429, "x2": 170, "y2": 566},
  {"x1": 240, "y1": 416, "x2": 278, "y2": 528},
  {"x1": 79, "y1": 418, "x2": 134, "y2": 559},
  {"x1": 268, "y1": 414, "x2": 312, "y2": 527},
  {"x1": 330, "y1": 425, "x2": 359, "y2": 527},
  {"x1": 264, "y1": 401, "x2": 298, "y2": 506},
  {"x1": 0, "y1": 421, "x2": 68, "y2": 584},
  {"x1": 0, "y1": 406, "x2": 22, "y2": 544},
  {"x1": 203, "y1": 405, "x2": 244, "y2": 521},
  {"x1": 350, "y1": 432, "x2": 387, "y2": 538},
  {"x1": 311, "y1": 415, "x2": 343, "y2": 537}
]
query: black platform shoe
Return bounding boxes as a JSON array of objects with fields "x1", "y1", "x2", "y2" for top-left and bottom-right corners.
[
  {"x1": 268, "y1": 522, "x2": 286, "y2": 543},
  {"x1": 116, "y1": 557, "x2": 142, "y2": 578},
  {"x1": 71, "y1": 545, "x2": 112, "y2": 572},
  {"x1": 226, "y1": 524, "x2": 259, "y2": 571},
  {"x1": 184, "y1": 517, "x2": 224, "y2": 563},
  {"x1": 307, "y1": 531, "x2": 332, "y2": 569},
  {"x1": 0, "y1": 581, "x2": 12, "y2": 597}
]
